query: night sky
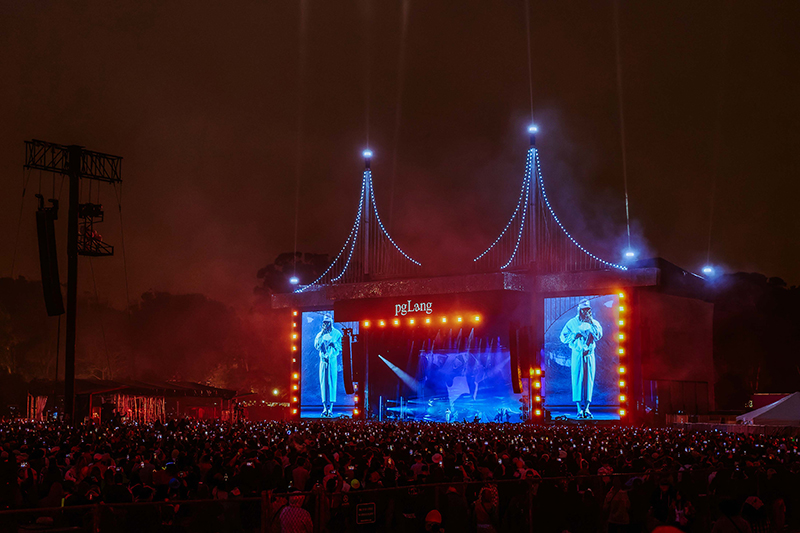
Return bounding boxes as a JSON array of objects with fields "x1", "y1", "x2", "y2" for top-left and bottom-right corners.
[{"x1": 2, "y1": 1, "x2": 798, "y2": 309}]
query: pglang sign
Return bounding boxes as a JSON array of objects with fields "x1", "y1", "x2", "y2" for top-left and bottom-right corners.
[{"x1": 395, "y1": 300, "x2": 433, "y2": 317}]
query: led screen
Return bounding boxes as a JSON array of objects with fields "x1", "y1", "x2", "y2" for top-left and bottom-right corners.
[
  {"x1": 300, "y1": 311, "x2": 357, "y2": 418},
  {"x1": 543, "y1": 294, "x2": 620, "y2": 421},
  {"x1": 369, "y1": 330, "x2": 526, "y2": 423}
]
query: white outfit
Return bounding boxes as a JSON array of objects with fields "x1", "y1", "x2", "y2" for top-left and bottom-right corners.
[
  {"x1": 314, "y1": 326, "x2": 342, "y2": 407},
  {"x1": 559, "y1": 311, "x2": 603, "y2": 404}
]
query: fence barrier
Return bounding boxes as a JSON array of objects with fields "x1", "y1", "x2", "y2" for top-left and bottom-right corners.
[{"x1": 0, "y1": 470, "x2": 790, "y2": 533}]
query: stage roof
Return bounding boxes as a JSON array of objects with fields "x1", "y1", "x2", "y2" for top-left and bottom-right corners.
[{"x1": 272, "y1": 258, "x2": 706, "y2": 310}]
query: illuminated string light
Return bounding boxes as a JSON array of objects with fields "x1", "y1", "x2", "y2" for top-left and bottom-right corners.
[
  {"x1": 535, "y1": 149, "x2": 628, "y2": 270},
  {"x1": 331, "y1": 176, "x2": 368, "y2": 282},
  {"x1": 476, "y1": 146, "x2": 627, "y2": 270},
  {"x1": 367, "y1": 171, "x2": 421, "y2": 265},
  {"x1": 474, "y1": 153, "x2": 530, "y2": 264},
  {"x1": 298, "y1": 164, "x2": 420, "y2": 292}
]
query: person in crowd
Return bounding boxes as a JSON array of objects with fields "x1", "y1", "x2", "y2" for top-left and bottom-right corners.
[{"x1": 0, "y1": 418, "x2": 797, "y2": 532}]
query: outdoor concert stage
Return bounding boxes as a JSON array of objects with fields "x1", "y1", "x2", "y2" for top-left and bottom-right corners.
[
  {"x1": 273, "y1": 257, "x2": 714, "y2": 425},
  {"x1": 273, "y1": 137, "x2": 713, "y2": 425}
]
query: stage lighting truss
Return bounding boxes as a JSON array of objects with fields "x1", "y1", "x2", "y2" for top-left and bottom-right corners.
[
  {"x1": 617, "y1": 292, "x2": 629, "y2": 419},
  {"x1": 360, "y1": 314, "x2": 482, "y2": 329}
]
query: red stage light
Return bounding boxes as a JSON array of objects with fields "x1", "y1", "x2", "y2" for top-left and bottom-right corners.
[
  {"x1": 535, "y1": 409, "x2": 542, "y2": 416},
  {"x1": 379, "y1": 320, "x2": 386, "y2": 327},
  {"x1": 363, "y1": 320, "x2": 370, "y2": 327},
  {"x1": 393, "y1": 319, "x2": 400, "y2": 326},
  {"x1": 292, "y1": 310, "x2": 298, "y2": 316},
  {"x1": 409, "y1": 318, "x2": 415, "y2": 325}
]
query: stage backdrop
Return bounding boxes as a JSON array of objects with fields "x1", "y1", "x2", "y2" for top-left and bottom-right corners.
[
  {"x1": 300, "y1": 310, "x2": 357, "y2": 419},
  {"x1": 543, "y1": 294, "x2": 620, "y2": 421},
  {"x1": 367, "y1": 328, "x2": 527, "y2": 423}
]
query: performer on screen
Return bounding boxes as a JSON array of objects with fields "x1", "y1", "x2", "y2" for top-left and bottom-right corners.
[
  {"x1": 559, "y1": 299, "x2": 603, "y2": 419},
  {"x1": 314, "y1": 315, "x2": 342, "y2": 418}
]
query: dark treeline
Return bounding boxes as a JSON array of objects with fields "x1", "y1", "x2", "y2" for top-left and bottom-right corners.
[
  {"x1": 1, "y1": 268, "x2": 799, "y2": 414},
  {"x1": 711, "y1": 273, "x2": 800, "y2": 410},
  {"x1": 0, "y1": 276, "x2": 289, "y2": 414}
]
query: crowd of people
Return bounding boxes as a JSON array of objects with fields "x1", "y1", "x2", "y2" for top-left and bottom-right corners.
[{"x1": 0, "y1": 418, "x2": 798, "y2": 532}]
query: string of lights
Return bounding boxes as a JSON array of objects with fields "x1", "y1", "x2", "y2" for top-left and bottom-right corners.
[
  {"x1": 295, "y1": 178, "x2": 365, "y2": 292},
  {"x1": 533, "y1": 148, "x2": 627, "y2": 271},
  {"x1": 501, "y1": 153, "x2": 533, "y2": 269},
  {"x1": 473, "y1": 159, "x2": 529, "y2": 262},
  {"x1": 367, "y1": 171, "x2": 421, "y2": 266},
  {"x1": 331, "y1": 175, "x2": 367, "y2": 282},
  {"x1": 296, "y1": 154, "x2": 420, "y2": 292}
]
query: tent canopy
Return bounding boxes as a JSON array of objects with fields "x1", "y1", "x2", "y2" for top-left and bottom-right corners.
[{"x1": 737, "y1": 392, "x2": 800, "y2": 426}]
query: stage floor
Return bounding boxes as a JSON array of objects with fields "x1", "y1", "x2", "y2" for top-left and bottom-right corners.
[
  {"x1": 547, "y1": 405, "x2": 620, "y2": 421},
  {"x1": 300, "y1": 406, "x2": 355, "y2": 419}
]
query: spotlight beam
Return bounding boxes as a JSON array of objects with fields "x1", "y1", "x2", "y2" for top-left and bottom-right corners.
[{"x1": 378, "y1": 355, "x2": 419, "y2": 390}]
